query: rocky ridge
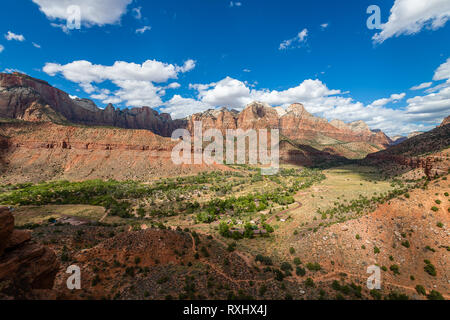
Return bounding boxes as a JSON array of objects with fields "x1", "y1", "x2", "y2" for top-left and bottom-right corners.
[{"x1": 0, "y1": 207, "x2": 59, "y2": 299}]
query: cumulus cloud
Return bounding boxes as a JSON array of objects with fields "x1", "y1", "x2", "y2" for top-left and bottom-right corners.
[
  {"x1": 161, "y1": 95, "x2": 210, "y2": 119},
  {"x1": 182, "y1": 66, "x2": 449, "y2": 135},
  {"x1": 32, "y1": 0, "x2": 133, "y2": 27},
  {"x1": 433, "y1": 58, "x2": 450, "y2": 81},
  {"x1": 5, "y1": 31, "x2": 25, "y2": 41},
  {"x1": 373, "y1": 0, "x2": 450, "y2": 43},
  {"x1": 368, "y1": 93, "x2": 406, "y2": 107},
  {"x1": 136, "y1": 26, "x2": 151, "y2": 34},
  {"x1": 279, "y1": 28, "x2": 308, "y2": 50},
  {"x1": 176, "y1": 59, "x2": 196, "y2": 73},
  {"x1": 410, "y1": 82, "x2": 432, "y2": 90},
  {"x1": 43, "y1": 58, "x2": 196, "y2": 107},
  {"x1": 0, "y1": 45, "x2": 4, "y2": 53}
]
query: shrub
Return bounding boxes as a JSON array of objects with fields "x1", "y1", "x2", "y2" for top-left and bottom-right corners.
[
  {"x1": 296, "y1": 267, "x2": 306, "y2": 277},
  {"x1": 436, "y1": 222, "x2": 444, "y2": 228},
  {"x1": 374, "y1": 247, "x2": 380, "y2": 254},
  {"x1": 274, "y1": 269, "x2": 284, "y2": 281},
  {"x1": 370, "y1": 289, "x2": 382, "y2": 300},
  {"x1": 306, "y1": 262, "x2": 321, "y2": 271},
  {"x1": 415, "y1": 285, "x2": 426, "y2": 296},
  {"x1": 281, "y1": 262, "x2": 293, "y2": 272},
  {"x1": 293, "y1": 257, "x2": 302, "y2": 266},
  {"x1": 227, "y1": 242, "x2": 237, "y2": 252},
  {"x1": 386, "y1": 291, "x2": 409, "y2": 300},
  {"x1": 289, "y1": 247, "x2": 295, "y2": 254},
  {"x1": 390, "y1": 265, "x2": 400, "y2": 275},
  {"x1": 401, "y1": 240, "x2": 410, "y2": 248},
  {"x1": 424, "y1": 261, "x2": 437, "y2": 276},
  {"x1": 431, "y1": 206, "x2": 439, "y2": 212},
  {"x1": 255, "y1": 254, "x2": 273, "y2": 266},
  {"x1": 427, "y1": 290, "x2": 444, "y2": 300},
  {"x1": 304, "y1": 278, "x2": 315, "y2": 288}
]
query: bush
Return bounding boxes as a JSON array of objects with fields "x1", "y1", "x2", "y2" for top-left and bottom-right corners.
[
  {"x1": 370, "y1": 289, "x2": 382, "y2": 300},
  {"x1": 374, "y1": 246, "x2": 380, "y2": 254},
  {"x1": 293, "y1": 257, "x2": 302, "y2": 266},
  {"x1": 415, "y1": 285, "x2": 426, "y2": 296},
  {"x1": 281, "y1": 262, "x2": 293, "y2": 272},
  {"x1": 401, "y1": 240, "x2": 410, "y2": 248},
  {"x1": 306, "y1": 262, "x2": 321, "y2": 271},
  {"x1": 274, "y1": 269, "x2": 284, "y2": 281},
  {"x1": 227, "y1": 242, "x2": 237, "y2": 252},
  {"x1": 255, "y1": 254, "x2": 273, "y2": 266},
  {"x1": 296, "y1": 267, "x2": 306, "y2": 276},
  {"x1": 436, "y1": 222, "x2": 444, "y2": 228},
  {"x1": 427, "y1": 290, "x2": 444, "y2": 300},
  {"x1": 386, "y1": 291, "x2": 409, "y2": 300},
  {"x1": 289, "y1": 247, "x2": 295, "y2": 254},
  {"x1": 390, "y1": 265, "x2": 400, "y2": 275},
  {"x1": 424, "y1": 261, "x2": 437, "y2": 276},
  {"x1": 304, "y1": 278, "x2": 315, "y2": 288},
  {"x1": 431, "y1": 206, "x2": 439, "y2": 212}
]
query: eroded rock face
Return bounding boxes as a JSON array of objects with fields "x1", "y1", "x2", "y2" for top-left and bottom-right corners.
[
  {"x1": 440, "y1": 116, "x2": 450, "y2": 127},
  {"x1": 0, "y1": 73, "x2": 177, "y2": 137},
  {"x1": 184, "y1": 102, "x2": 392, "y2": 148},
  {"x1": 0, "y1": 207, "x2": 59, "y2": 300}
]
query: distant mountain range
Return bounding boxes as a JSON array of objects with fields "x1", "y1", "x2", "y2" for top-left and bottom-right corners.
[{"x1": 1, "y1": 72, "x2": 400, "y2": 159}]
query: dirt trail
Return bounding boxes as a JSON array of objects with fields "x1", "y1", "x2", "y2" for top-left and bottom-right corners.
[{"x1": 188, "y1": 231, "x2": 449, "y2": 299}]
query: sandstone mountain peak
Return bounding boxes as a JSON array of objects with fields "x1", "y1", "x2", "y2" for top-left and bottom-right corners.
[
  {"x1": 439, "y1": 115, "x2": 450, "y2": 127},
  {"x1": 286, "y1": 103, "x2": 308, "y2": 116}
]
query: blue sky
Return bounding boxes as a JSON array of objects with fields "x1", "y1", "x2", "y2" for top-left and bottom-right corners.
[{"x1": 0, "y1": 0, "x2": 450, "y2": 135}]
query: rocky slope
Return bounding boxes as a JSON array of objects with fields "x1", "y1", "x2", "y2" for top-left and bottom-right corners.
[
  {"x1": 0, "y1": 121, "x2": 226, "y2": 184},
  {"x1": 291, "y1": 176, "x2": 450, "y2": 299},
  {"x1": 0, "y1": 72, "x2": 178, "y2": 137},
  {"x1": 0, "y1": 207, "x2": 59, "y2": 299},
  {"x1": 364, "y1": 121, "x2": 450, "y2": 178}
]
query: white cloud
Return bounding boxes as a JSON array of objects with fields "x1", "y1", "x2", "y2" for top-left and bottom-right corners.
[
  {"x1": 0, "y1": 45, "x2": 4, "y2": 53},
  {"x1": 279, "y1": 28, "x2": 308, "y2": 50},
  {"x1": 229, "y1": 1, "x2": 242, "y2": 7},
  {"x1": 433, "y1": 58, "x2": 450, "y2": 81},
  {"x1": 32, "y1": 0, "x2": 133, "y2": 27},
  {"x1": 161, "y1": 95, "x2": 210, "y2": 119},
  {"x1": 50, "y1": 23, "x2": 70, "y2": 34},
  {"x1": 32, "y1": 42, "x2": 41, "y2": 48},
  {"x1": 43, "y1": 58, "x2": 196, "y2": 108},
  {"x1": 176, "y1": 59, "x2": 196, "y2": 73},
  {"x1": 183, "y1": 71, "x2": 448, "y2": 135},
  {"x1": 132, "y1": 7, "x2": 142, "y2": 20},
  {"x1": 243, "y1": 69, "x2": 251, "y2": 73},
  {"x1": 136, "y1": 26, "x2": 151, "y2": 34},
  {"x1": 369, "y1": 93, "x2": 406, "y2": 107},
  {"x1": 5, "y1": 31, "x2": 25, "y2": 41},
  {"x1": 320, "y1": 23, "x2": 329, "y2": 29},
  {"x1": 373, "y1": 0, "x2": 450, "y2": 43},
  {"x1": 410, "y1": 82, "x2": 432, "y2": 90}
]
